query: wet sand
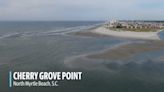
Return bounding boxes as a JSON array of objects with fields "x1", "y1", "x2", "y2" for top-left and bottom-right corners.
[{"x1": 87, "y1": 41, "x2": 164, "y2": 60}]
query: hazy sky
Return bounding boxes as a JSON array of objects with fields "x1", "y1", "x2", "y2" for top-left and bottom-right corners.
[{"x1": 0, "y1": 0, "x2": 164, "y2": 21}]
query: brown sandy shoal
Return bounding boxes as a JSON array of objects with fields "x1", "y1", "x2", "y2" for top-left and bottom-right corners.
[
  {"x1": 87, "y1": 41, "x2": 164, "y2": 60},
  {"x1": 69, "y1": 30, "x2": 112, "y2": 38}
]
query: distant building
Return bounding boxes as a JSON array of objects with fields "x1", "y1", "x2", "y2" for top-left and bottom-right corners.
[{"x1": 105, "y1": 20, "x2": 164, "y2": 29}]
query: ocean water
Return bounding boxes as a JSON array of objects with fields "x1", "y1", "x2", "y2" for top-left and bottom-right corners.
[
  {"x1": 0, "y1": 21, "x2": 164, "y2": 92},
  {"x1": 159, "y1": 30, "x2": 164, "y2": 40}
]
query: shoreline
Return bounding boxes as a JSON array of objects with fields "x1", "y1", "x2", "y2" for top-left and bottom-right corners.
[{"x1": 90, "y1": 27, "x2": 161, "y2": 40}]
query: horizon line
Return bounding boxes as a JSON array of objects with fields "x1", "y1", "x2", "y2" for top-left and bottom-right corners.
[{"x1": 0, "y1": 20, "x2": 164, "y2": 22}]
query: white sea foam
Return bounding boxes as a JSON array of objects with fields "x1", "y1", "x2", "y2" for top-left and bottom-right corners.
[{"x1": 0, "y1": 33, "x2": 21, "y2": 39}]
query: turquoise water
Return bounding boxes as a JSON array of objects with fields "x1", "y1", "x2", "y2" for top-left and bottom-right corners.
[{"x1": 0, "y1": 21, "x2": 164, "y2": 92}]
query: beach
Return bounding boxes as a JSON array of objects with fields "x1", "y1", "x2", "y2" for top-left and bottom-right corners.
[{"x1": 90, "y1": 27, "x2": 161, "y2": 40}]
